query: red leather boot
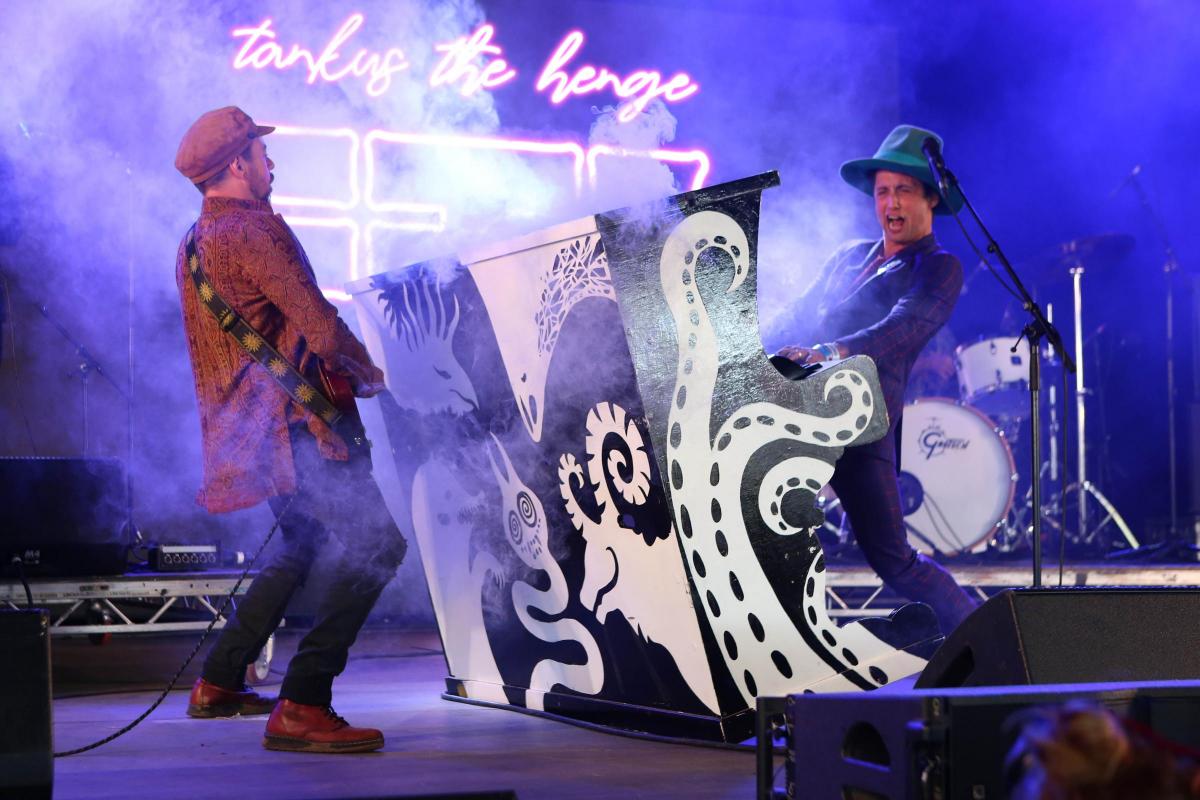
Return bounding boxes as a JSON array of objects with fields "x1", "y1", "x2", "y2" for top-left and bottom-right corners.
[
  {"x1": 187, "y1": 678, "x2": 277, "y2": 718},
  {"x1": 263, "y1": 699, "x2": 384, "y2": 753}
]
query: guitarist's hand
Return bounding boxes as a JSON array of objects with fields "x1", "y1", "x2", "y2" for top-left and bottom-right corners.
[
  {"x1": 356, "y1": 378, "x2": 387, "y2": 398},
  {"x1": 332, "y1": 356, "x2": 387, "y2": 399},
  {"x1": 352, "y1": 364, "x2": 387, "y2": 398}
]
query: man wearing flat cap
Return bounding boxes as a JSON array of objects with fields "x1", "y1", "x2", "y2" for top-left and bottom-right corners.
[
  {"x1": 173, "y1": 106, "x2": 406, "y2": 752},
  {"x1": 777, "y1": 125, "x2": 978, "y2": 635}
]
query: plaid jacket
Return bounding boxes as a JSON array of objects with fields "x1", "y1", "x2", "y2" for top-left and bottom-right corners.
[
  {"x1": 791, "y1": 234, "x2": 962, "y2": 448},
  {"x1": 175, "y1": 196, "x2": 381, "y2": 513}
]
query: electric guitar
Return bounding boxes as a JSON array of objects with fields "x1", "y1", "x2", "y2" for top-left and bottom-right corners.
[{"x1": 317, "y1": 365, "x2": 370, "y2": 456}]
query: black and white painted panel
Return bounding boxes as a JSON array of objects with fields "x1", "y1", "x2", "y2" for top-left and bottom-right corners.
[
  {"x1": 346, "y1": 172, "x2": 935, "y2": 741},
  {"x1": 599, "y1": 173, "x2": 933, "y2": 713}
]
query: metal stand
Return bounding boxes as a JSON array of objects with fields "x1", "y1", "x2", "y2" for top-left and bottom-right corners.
[
  {"x1": 755, "y1": 696, "x2": 789, "y2": 800},
  {"x1": 1064, "y1": 260, "x2": 1137, "y2": 550},
  {"x1": 37, "y1": 305, "x2": 126, "y2": 454},
  {"x1": 1026, "y1": 324, "x2": 1045, "y2": 585},
  {"x1": 924, "y1": 148, "x2": 1074, "y2": 589},
  {"x1": 35, "y1": 300, "x2": 140, "y2": 546},
  {"x1": 1127, "y1": 171, "x2": 1183, "y2": 543}
]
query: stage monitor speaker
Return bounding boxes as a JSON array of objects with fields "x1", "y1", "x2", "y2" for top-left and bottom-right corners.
[
  {"x1": 786, "y1": 680, "x2": 1200, "y2": 800},
  {"x1": 329, "y1": 794, "x2": 518, "y2": 799},
  {"x1": 0, "y1": 456, "x2": 128, "y2": 577},
  {"x1": 0, "y1": 609, "x2": 53, "y2": 800},
  {"x1": 915, "y1": 587, "x2": 1200, "y2": 689}
]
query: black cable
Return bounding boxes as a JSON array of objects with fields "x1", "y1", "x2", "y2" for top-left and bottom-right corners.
[
  {"x1": 923, "y1": 492, "x2": 970, "y2": 553},
  {"x1": 10, "y1": 556, "x2": 33, "y2": 607},
  {"x1": 949, "y1": 206, "x2": 1024, "y2": 303},
  {"x1": 52, "y1": 492, "x2": 296, "y2": 758}
]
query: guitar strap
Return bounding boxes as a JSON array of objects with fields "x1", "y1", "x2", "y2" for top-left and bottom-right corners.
[{"x1": 184, "y1": 224, "x2": 345, "y2": 429}]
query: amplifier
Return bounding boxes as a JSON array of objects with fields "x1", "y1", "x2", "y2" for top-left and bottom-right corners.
[
  {"x1": 148, "y1": 544, "x2": 219, "y2": 572},
  {"x1": 786, "y1": 681, "x2": 1200, "y2": 800},
  {"x1": 0, "y1": 457, "x2": 128, "y2": 577},
  {"x1": 0, "y1": 609, "x2": 52, "y2": 799}
]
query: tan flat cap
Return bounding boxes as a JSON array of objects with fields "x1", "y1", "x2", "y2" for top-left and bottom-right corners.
[{"x1": 175, "y1": 106, "x2": 274, "y2": 185}]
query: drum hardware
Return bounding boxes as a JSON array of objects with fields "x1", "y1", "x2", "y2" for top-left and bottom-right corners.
[
  {"x1": 922, "y1": 144, "x2": 1077, "y2": 587},
  {"x1": 1041, "y1": 481, "x2": 1136, "y2": 550},
  {"x1": 1119, "y1": 168, "x2": 1184, "y2": 543},
  {"x1": 1035, "y1": 236, "x2": 1139, "y2": 552},
  {"x1": 944, "y1": 237, "x2": 1140, "y2": 562},
  {"x1": 1002, "y1": 480, "x2": 1137, "y2": 557},
  {"x1": 989, "y1": 510, "x2": 1029, "y2": 555}
]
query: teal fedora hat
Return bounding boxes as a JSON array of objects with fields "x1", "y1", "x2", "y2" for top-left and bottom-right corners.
[{"x1": 839, "y1": 124, "x2": 964, "y2": 215}]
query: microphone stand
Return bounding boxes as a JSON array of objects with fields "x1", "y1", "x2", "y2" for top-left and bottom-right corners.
[
  {"x1": 37, "y1": 303, "x2": 131, "y2": 450},
  {"x1": 926, "y1": 148, "x2": 1076, "y2": 588},
  {"x1": 37, "y1": 301, "x2": 140, "y2": 551},
  {"x1": 1127, "y1": 172, "x2": 1184, "y2": 548}
]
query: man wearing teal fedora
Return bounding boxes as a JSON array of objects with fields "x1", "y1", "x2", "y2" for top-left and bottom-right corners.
[{"x1": 778, "y1": 124, "x2": 978, "y2": 635}]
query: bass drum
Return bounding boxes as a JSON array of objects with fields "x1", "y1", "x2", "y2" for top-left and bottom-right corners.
[{"x1": 899, "y1": 398, "x2": 1017, "y2": 555}]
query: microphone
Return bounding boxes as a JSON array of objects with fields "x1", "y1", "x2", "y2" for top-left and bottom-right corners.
[
  {"x1": 1108, "y1": 164, "x2": 1141, "y2": 198},
  {"x1": 921, "y1": 136, "x2": 950, "y2": 200}
]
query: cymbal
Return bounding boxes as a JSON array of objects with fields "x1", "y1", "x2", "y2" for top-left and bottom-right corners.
[{"x1": 1027, "y1": 233, "x2": 1135, "y2": 276}]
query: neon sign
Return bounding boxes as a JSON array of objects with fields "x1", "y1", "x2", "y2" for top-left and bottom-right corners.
[
  {"x1": 232, "y1": 15, "x2": 700, "y2": 121},
  {"x1": 263, "y1": 125, "x2": 710, "y2": 301},
  {"x1": 232, "y1": 15, "x2": 409, "y2": 97},
  {"x1": 537, "y1": 32, "x2": 699, "y2": 123},
  {"x1": 430, "y1": 24, "x2": 517, "y2": 97}
]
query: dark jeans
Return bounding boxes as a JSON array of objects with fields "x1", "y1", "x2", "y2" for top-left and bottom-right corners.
[
  {"x1": 830, "y1": 440, "x2": 979, "y2": 636},
  {"x1": 201, "y1": 430, "x2": 407, "y2": 706}
]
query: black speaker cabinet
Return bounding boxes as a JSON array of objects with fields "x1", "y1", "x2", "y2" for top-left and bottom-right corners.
[
  {"x1": 0, "y1": 456, "x2": 128, "y2": 577},
  {"x1": 0, "y1": 610, "x2": 52, "y2": 800},
  {"x1": 916, "y1": 587, "x2": 1200, "y2": 688},
  {"x1": 787, "y1": 680, "x2": 1200, "y2": 800}
]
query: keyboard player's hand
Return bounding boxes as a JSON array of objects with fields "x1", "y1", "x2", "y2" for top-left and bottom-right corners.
[{"x1": 776, "y1": 344, "x2": 821, "y2": 364}]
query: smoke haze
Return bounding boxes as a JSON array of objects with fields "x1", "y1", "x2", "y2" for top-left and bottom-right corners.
[{"x1": 0, "y1": 0, "x2": 1195, "y2": 614}]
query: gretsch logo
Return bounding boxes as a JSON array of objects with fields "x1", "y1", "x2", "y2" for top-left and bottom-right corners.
[{"x1": 919, "y1": 419, "x2": 970, "y2": 460}]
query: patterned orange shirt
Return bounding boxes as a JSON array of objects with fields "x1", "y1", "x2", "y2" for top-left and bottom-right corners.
[{"x1": 175, "y1": 196, "x2": 381, "y2": 513}]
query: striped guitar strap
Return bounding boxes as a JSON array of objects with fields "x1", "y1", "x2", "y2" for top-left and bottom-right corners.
[{"x1": 183, "y1": 224, "x2": 360, "y2": 443}]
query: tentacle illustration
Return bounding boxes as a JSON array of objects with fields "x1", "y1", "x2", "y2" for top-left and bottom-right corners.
[{"x1": 658, "y1": 210, "x2": 925, "y2": 704}]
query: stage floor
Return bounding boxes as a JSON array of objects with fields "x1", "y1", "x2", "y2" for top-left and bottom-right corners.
[
  {"x1": 42, "y1": 561, "x2": 1200, "y2": 797},
  {"x1": 49, "y1": 629, "x2": 757, "y2": 800}
]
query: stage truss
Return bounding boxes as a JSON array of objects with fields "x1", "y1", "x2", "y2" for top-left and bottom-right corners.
[
  {"x1": 825, "y1": 562, "x2": 1200, "y2": 617},
  {"x1": 4, "y1": 565, "x2": 1197, "y2": 629},
  {"x1": 0, "y1": 571, "x2": 255, "y2": 636}
]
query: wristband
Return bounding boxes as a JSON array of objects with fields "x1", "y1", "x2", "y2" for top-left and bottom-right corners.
[{"x1": 811, "y1": 342, "x2": 840, "y2": 361}]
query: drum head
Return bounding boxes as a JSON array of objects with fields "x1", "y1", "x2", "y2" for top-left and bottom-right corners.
[
  {"x1": 955, "y1": 337, "x2": 1030, "y2": 422},
  {"x1": 900, "y1": 398, "x2": 1016, "y2": 555}
]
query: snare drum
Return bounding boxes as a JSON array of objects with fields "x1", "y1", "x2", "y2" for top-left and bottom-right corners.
[
  {"x1": 899, "y1": 398, "x2": 1017, "y2": 555},
  {"x1": 955, "y1": 337, "x2": 1030, "y2": 421}
]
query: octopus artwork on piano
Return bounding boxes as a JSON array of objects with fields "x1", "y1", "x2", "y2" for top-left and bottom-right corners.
[{"x1": 348, "y1": 172, "x2": 940, "y2": 742}]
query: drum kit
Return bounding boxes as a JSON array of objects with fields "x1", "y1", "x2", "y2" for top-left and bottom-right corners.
[{"x1": 822, "y1": 233, "x2": 1141, "y2": 560}]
